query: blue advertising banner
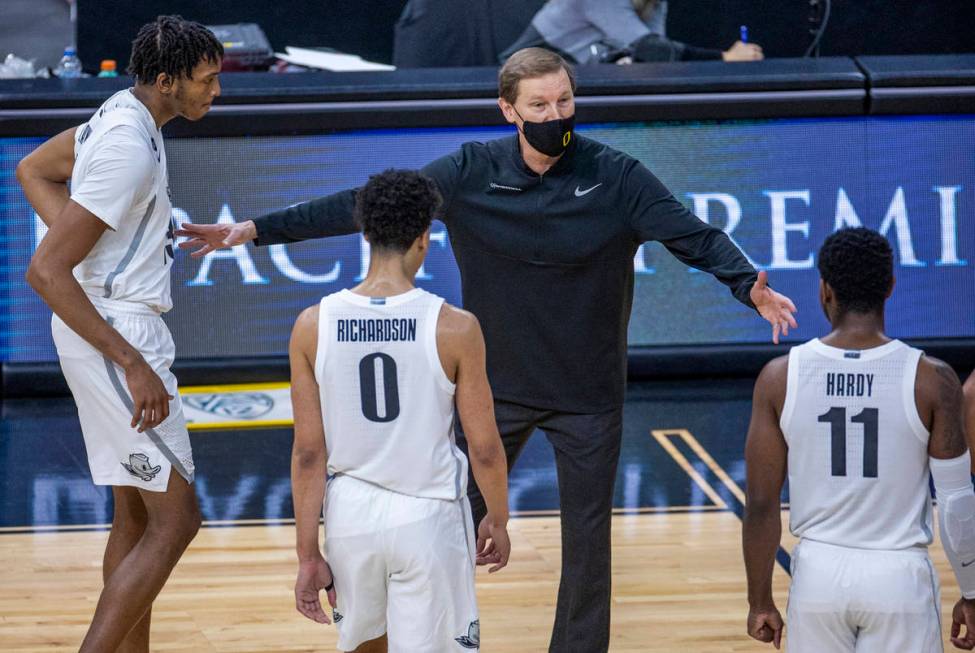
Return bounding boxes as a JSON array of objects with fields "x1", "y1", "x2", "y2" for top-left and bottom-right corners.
[{"x1": 1, "y1": 115, "x2": 972, "y2": 362}]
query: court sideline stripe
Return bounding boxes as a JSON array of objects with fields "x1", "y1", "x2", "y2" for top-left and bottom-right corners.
[
  {"x1": 0, "y1": 505, "x2": 727, "y2": 535},
  {"x1": 652, "y1": 429, "x2": 792, "y2": 574}
]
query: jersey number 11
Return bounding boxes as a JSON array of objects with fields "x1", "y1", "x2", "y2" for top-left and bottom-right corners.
[{"x1": 817, "y1": 407, "x2": 879, "y2": 478}]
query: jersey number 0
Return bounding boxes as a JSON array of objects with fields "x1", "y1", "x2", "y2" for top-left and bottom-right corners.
[
  {"x1": 818, "y1": 407, "x2": 879, "y2": 478},
  {"x1": 359, "y1": 353, "x2": 400, "y2": 423}
]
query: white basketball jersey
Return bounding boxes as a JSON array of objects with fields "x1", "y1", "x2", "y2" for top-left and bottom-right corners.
[
  {"x1": 315, "y1": 288, "x2": 467, "y2": 501},
  {"x1": 781, "y1": 338, "x2": 932, "y2": 550},
  {"x1": 70, "y1": 89, "x2": 175, "y2": 312}
]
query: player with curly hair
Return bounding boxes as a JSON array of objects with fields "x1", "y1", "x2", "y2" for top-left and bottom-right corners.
[
  {"x1": 743, "y1": 227, "x2": 975, "y2": 651},
  {"x1": 16, "y1": 15, "x2": 221, "y2": 652},
  {"x1": 289, "y1": 170, "x2": 511, "y2": 652}
]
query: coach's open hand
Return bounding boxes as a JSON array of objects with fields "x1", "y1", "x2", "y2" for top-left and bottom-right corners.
[
  {"x1": 295, "y1": 555, "x2": 338, "y2": 625},
  {"x1": 176, "y1": 220, "x2": 257, "y2": 258},
  {"x1": 750, "y1": 271, "x2": 799, "y2": 344}
]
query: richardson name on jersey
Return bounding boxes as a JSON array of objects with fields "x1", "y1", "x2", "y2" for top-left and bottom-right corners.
[
  {"x1": 825, "y1": 372, "x2": 874, "y2": 397},
  {"x1": 336, "y1": 318, "x2": 417, "y2": 343}
]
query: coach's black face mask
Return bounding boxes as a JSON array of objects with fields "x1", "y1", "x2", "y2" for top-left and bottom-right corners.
[{"x1": 515, "y1": 110, "x2": 575, "y2": 157}]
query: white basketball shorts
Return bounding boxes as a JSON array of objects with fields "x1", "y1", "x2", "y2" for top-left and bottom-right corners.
[
  {"x1": 52, "y1": 297, "x2": 194, "y2": 492},
  {"x1": 787, "y1": 539, "x2": 942, "y2": 653},
  {"x1": 323, "y1": 474, "x2": 480, "y2": 652}
]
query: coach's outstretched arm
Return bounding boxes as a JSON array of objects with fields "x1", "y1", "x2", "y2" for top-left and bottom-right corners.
[
  {"x1": 742, "y1": 355, "x2": 788, "y2": 649},
  {"x1": 625, "y1": 162, "x2": 797, "y2": 343},
  {"x1": 289, "y1": 306, "x2": 338, "y2": 625},
  {"x1": 921, "y1": 358, "x2": 975, "y2": 650},
  {"x1": 176, "y1": 151, "x2": 462, "y2": 256},
  {"x1": 439, "y1": 304, "x2": 511, "y2": 573}
]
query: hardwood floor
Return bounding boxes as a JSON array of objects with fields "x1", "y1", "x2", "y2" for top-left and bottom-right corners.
[{"x1": 0, "y1": 511, "x2": 963, "y2": 652}]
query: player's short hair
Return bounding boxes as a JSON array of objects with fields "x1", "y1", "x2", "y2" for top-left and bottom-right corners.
[
  {"x1": 817, "y1": 227, "x2": 893, "y2": 314},
  {"x1": 127, "y1": 15, "x2": 223, "y2": 85},
  {"x1": 354, "y1": 169, "x2": 442, "y2": 254},
  {"x1": 499, "y1": 47, "x2": 577, "y2": 104}
]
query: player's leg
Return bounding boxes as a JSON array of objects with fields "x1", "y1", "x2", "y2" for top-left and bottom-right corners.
[
  {"x1": 53, "y1": 310, "x2": 197, "y2": 651},
  {"x1": 457, "y1": 398, "x2": 540, "y2": 526},
  {"x1": 79, "y1": 470, "x2": 200, "y2": 652},
  {"x1": 324, "y1": 476, "x2": 390, "y2": 652},
  {"x1": 786, "y1": 540, "x2": 857, "y2": 653},
  {"x1": 385, "y1": 495, "x2": 478, "y2": 652},
  {"x1": 541, "y1": 407, "x2": 623, "y2": 653},
  {"x1": 851, "y1": 552, "x2": 942, "y2": 653},
  {"x1": 103, "y1": 485, "x2": 151, "y2": 653},
  {"x1": 351, "y1": 634, "x2": 388, "y2": 653}
]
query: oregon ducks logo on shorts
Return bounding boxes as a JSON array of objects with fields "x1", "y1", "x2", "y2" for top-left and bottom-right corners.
[
  {"x1": 455, "y1": 620, "x2": 479, "y2": 649},
  {"x1": 332, "y1": 609, "x2": 344, "y2": 623},
  {"x1": 121, "y1": 453, "x2": 161, "y2": 481}
]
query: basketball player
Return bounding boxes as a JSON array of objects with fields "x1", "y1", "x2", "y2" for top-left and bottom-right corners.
[
  {"x1": 289, "y1": 169, "x2": 510, "y2": 652},
  {"x1": 16, "y1": 17, "x2": 222, "y2": 652},
  {"x1": 742, "y1": 227, "x2": 975, "y2": 651}
]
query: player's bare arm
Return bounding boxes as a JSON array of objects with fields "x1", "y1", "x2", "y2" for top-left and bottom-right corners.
[
  {"x1": 26, "y1": 200, "x2": 171, "y2": 432},
  {"x1": 16, "y1": 126, "x2": 77, "y2": 227},
  {"x1": 918, "y1": 356, "x2": 968, "y2": 459},
  {"x1": 289, "y1": 305, "x2": 337, "y2": 624},
  {"x1": 917, "y1": 357, "x2": 975, "y2": 650},
  {"x1": 742, "y1": 355, "x2": 788, "y2": 649},
  {"x1": 437, "y1": 303, "x2": 511, "y2": 573}
]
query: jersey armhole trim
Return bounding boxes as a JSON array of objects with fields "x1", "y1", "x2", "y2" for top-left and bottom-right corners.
[
  {"x1": 426, "y1": 298, "x2": 456, "y2": 395},
  {"x1": 778, "y1": 348, "x2": 799, "y2": 443},
  {"x1": 313, "y1": 297, "x2": 330, "y2": 388},
  {"x1": 903, "y1": 348, "x2": 929, "y2": 446}
]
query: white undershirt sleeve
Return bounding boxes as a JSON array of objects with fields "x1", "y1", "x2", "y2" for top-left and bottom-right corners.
[{"x1": 932, "y1": 452, "x2": 975, "y2": 599}]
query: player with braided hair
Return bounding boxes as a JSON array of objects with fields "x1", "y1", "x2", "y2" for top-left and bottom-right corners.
[
  {"x1": 128, "y1": 14, "x2": 224, "y2": 89},
  {"x1": 16, "y1": 15, "x2": 221, "y2": 652}
]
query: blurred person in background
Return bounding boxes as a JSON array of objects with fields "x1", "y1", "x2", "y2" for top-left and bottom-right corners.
[{"x1": 502, "y1": 0, "x2": 763, "y2": 64}]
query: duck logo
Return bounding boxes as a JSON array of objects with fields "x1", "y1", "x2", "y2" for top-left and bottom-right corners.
[
  {"x1": 184, "y1": 393, "x2": 274, "y2": 420},
  {"x1": 332, "y1": 609, "x2": 344, "y2": 623},
  {"x1": 122, "y1": 453, "x2": 161, "y2": 481},
  {"x1": 455, "y1": 620, "x2": 479, "y2": 649}
]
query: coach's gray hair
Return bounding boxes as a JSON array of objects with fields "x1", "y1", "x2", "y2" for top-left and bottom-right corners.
[{"x1": 498, "y1": 47, "x2": 576, "y2": 104}]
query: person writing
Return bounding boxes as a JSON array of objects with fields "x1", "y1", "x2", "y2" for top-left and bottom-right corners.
[{"x1": 502, "y1": 0, "x2": 763, "y2": 64}]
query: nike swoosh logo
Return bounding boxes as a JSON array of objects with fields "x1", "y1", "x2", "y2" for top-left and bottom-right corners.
[
  {"x1": 574, "y1": 183, "x2": 602, "y2": 197},
  {"x1": 963, "y1": 559, "x2": 975, "y2": 567}
]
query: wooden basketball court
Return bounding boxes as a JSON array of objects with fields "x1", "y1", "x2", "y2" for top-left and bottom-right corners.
[
  {"x1": 0, "y1": 510, "x2": 964, "y2": 652},
  {"x1": 0, "y1": 383, "x2": 965, "y2": 651}
]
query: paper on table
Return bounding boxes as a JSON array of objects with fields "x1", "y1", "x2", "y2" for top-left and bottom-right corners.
[{"x1": 275, "y1": 46, "x2": 396, "y2": 72}]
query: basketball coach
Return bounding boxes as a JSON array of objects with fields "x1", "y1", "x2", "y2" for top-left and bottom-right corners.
[{"x1": 177, "y1": 48, "x2": 797, "y2": 652}]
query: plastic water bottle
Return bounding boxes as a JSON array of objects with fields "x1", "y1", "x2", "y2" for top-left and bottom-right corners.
[
  {"x1": 57, "y1": 47, "x2": 83, "y2": 78},
  {"x1": 98, "y1": 60, "x2": 118, "y2": 77}
]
